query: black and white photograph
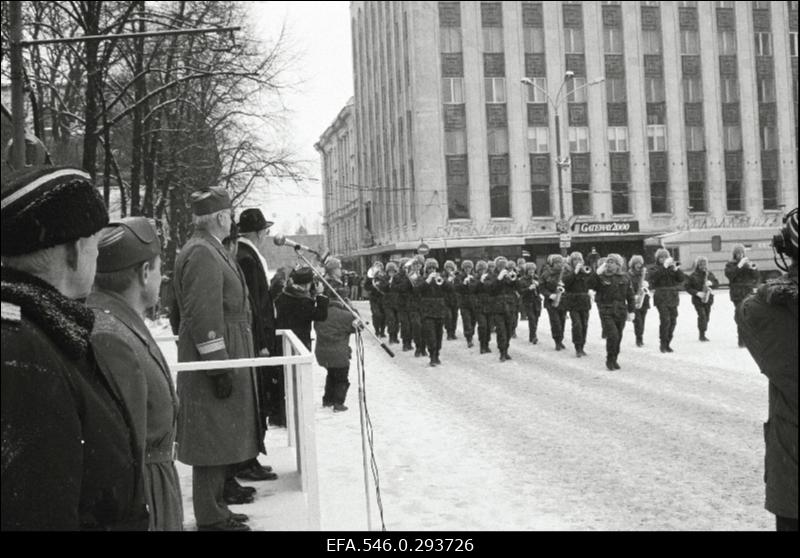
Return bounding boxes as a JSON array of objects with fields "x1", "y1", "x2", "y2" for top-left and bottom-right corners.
[{"x1": 1, "y1": 1, "x2": 797, "y2": 535}]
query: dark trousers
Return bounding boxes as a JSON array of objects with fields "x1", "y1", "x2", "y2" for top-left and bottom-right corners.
[
  {"x1": 410, "y1": 310, "x2": 425, "y2": 351},
  {"x1": 600, "y1": 312, "x2": 626, "y2": 358},
  {"x1": 776, "y1": 515, "x2": 799, "y2": 531},
  {"x1": 460, "y1": 306, "x2": 475, "y2": 340},
  {"x1": 423, "y1": 317, "x2": 444, "y2": 358},
  {"x1": 510, "y1": 298, "x2": 519, "y2": 334},
  {"x1": 476, "y1": 310, "x2": 491, "y2": 348},
  {"x1": 524, "y1": 303, "x2": 541, "y2": 341},
  {"x1": 385, "y1": 306, "x2": 399, "y2": 341},
  {"x1": 633, "y1": 307, "x2": 648, "y2": 341},
  {"x1": 491, "y1": 312, "x2": 513, "y2": 351},
  {"x1": 693, "y1": 302, "x2": 712, "y2": 333},
  {"x1": 323, "y1": 366, "x2": 350, "y2": 406},
  {"x1": 193, "y1": 465, "x2": 230, "y2": 526},
  {"x1": 445, "y1": 304, "x2": 459, "y2": 337},
  {"x1": 569, "y1": 309, "x2": 590, "y2": 349},
  {"x1": 657, "y1": 304, "x2": 679, "y2": 345},
  {"x1": 370, "y1": 299, "x2": 385, "y2": 335},
  {"x1": 733, "y1": 302, "x2": 745, "y2": 344},
  {"x1": 546, "y1": 305, "x2": 567, "y2": 342},
  {"x1": 399, "y1": 309, "x2": 412, "y2": 347}
]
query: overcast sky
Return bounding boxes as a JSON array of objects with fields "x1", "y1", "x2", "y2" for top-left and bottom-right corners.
[{"x1": 244, "y1": 1, "x2": 353, "y2": 233}]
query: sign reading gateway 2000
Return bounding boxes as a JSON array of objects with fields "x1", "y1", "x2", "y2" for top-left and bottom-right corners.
[{"x1": 573, "y1": 221, "x2": 640, "y2": 234}]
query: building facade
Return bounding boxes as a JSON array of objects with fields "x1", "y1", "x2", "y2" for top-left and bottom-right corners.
[{"x1": 339, "y1": 1, "x2": 798, "y2": 270}]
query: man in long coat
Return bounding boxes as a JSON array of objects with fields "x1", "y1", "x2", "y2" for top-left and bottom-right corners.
[
  {"x1": 172, "y1": 187, "x2": 260, "y2": 531},
  {"x1": 88, "y1": 217, "x2": 183, "y2": 530}
]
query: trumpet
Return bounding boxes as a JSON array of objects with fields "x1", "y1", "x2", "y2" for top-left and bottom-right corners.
[
  {"x1": 528, "y1": 279, "x2": 539, "y2": 291},
  {"x1": 432, "y1": 272, "x2": 444, "y2": 286},
  {"x1": 366, "y1": 265, "x2": 382, "y2": 280},
  {"x1": 463, "y1": 274, "x2": 475, "y2": 285},
  {"x1": 580, "y1": 265, "x2": 592, "y2": 274},
  {"x1": 664, "y1": 257, "x2": 680, "y2": 270},
  {"x1": 480, "y1": 272, "x2": 490, "y2": 283},
  {"x1": 507, "y1": 270, "x2": 518, "y2": 281}
]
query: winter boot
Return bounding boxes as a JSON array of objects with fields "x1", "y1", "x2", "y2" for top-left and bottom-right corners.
[
  {"x1": 499, "y1": 351, "x2": 507, "y2": 362},
  {"x1": 659, "y1": 343, "x2": 667, "y2": 353},
  {"x1": 606, "y1": 357, "x2": 615, "y2": 371},
  {"x1": 699, "y1": 332, "x2": 709, "y2": 342},
  {"x1": 466, "y1": 338, "x2": 474, "y2": 348},
  {"x1": 403, "y1": 343, "x2": 413, "y2": 351},
  {"x1": 665, "y1": 344, "x2": 674, "y2": 353},
  {"x1": 333, "y1": 403, "x2": 348, "y2": 412},
  {"x1": 636, "y1": 336, "x2": 643, "y2": 347},
  {"x1": 504, "y1": 350, "x2": 512, "y2": 360},
  {"x1": 612, "y1": 356, "x2": 621, "y2": 370}
]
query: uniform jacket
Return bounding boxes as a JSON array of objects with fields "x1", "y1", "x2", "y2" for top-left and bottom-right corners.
[
  {"x1": 737, "y1": 267, "x2": 798, "y2": 519},
  {"x1": 413, "y1": 276, "x2": 450, "y2": 319},
  {"x1": 172, "y1": 230, "x2": 259, "y2": 467},
  {"x1": 456, "y1": 272, "x2": 478, "y2": 310},
  {"x1": 517, "y1": 274, "x2": 542, "y2": 311},
  {"x1": 628, "y1": 268, "x2": 651, "y2": 310},
  {"x1": 391, "y1": 273, "x2": 412, "y2": 311},
  {"x1": 1, "y1": 267, "x2": 148, "y2": 531},
  {"x1": 539, "y1": 265, "x2": 566, "y2": 309},
  {"x1": 588, "y1": 269, "x2": 635, "y2": 319},
  {"x1": 383, "y1": 274, "x2": 401, "y2": 309},
  {"x1": 364, "y1": 274, "x2": 388, "y2": 303},
  {"x1": 685, "y1": 269, "x2": 720, "y2": 307},
  {"x1": 237, "y1": 239, "x2": 276, "y2": 354},
  {"x1": 443, "y1": 271, "x2": 459, "y2": 307},
  {"x1": 274, "y1": 285, "x2": 329, "y2": 350},
  {"x1": 563, "y1": 266, "x2": 593, "y2": 312},
  {"x1": 649, "y1": 263, "x2": 686, "y2": 308},
  {"x1": 485, "y1": 271, "x2": 517, "y2": 314},
  {"x1": 88, "y1": 290, "x2": 183, "y2": 531},
  {"x1": 314, "y1": 301, "x2": 356, "y2": 369},
  {"x1": 725, "y1": 260, "x2": 761, "y2": 303}
]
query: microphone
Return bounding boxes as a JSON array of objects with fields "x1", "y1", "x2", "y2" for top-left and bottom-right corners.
[{"x1": 273, "y1": 234, "x2": 329, "y2": 264}]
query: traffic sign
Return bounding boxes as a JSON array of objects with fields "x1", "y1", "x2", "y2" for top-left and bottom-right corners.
[
  {"x1": 417, "y1": 242, "x2": 430, "y2": 256},
  {"x1": 559, "y1": 233, "x2": 571, "y2": 249},
  {"x1": 556, "y1": 219, "x2": 570, "y2": 234}
]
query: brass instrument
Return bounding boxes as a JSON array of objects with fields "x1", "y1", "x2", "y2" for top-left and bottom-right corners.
[
  {"x1": 552, "y1": 265, "x2": 567, "y2": 308},
  {"x1": 581, "y1": 265, "x2": 592, "y2": 274},
  {"x1": 700, "y1": 269, "x2": 713, "y2": 304},
  {"x1": 528, "y1": 278, "x2": 539, "y2": 291},
  {"x1": 433, "y1": 272, "x2": 444, "y2": 286},
  {"x1": 366, "y1": 265, "x2": 383, "y2": 280},
  {"x1": 480, "y1": 272, "x2": 490, "y2": 283},
  {"x1": 463, "y1": 273, "x2": 475, "y2": 286},
  {"x1": 664, "y1": 257, "x2": 681, "y2": 270},
  {"x1": 507, "y1": 270, "x2": 518, "y2": 281},
  {"x1": 634, "y1": 268, "x2": 649, "y2": 310}
]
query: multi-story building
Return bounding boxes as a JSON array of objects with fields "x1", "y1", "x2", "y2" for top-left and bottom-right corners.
[
  {"x1": 337, "y1": 1, "x2": 797, "y2": 273},
  {"x1": 315, "y1": 98, "x2": 360, "y2": 263}
]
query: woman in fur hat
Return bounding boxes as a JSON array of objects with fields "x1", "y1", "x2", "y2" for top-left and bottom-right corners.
[
  {"x1": 539, "y1": 254, "x2": 568, "y2": 351},
  {"x1": 649, "y1": 248, "x2": 686, "y2": 353},
  {"x1": 562, "y1": 251, "x2": 593, "y2": 357},
  {"x1": 588, "y1": 254, "x2": 636, "y2": 370},
  {"x1": 517, "y1": 262, "x2": 542, "y2": 344},
  {"x1": 413, "y1": 258, "x2": 451, "y2": 366},
  {"x1": 628, "y1": 255, "x2": 650, "y2": 347},
  {"x1": 443, "y1": 260, "x2": 460, "y2": 340},
  {"x1": 685, "y1": 256, "x2": 720, "y2": 342}
]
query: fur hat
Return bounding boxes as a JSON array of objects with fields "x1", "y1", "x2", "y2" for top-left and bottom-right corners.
[
  {"x1": 629, "y1": 255, "x2": 645, "y2": 269},
  {"x1": 424, "y1": 258, "x2": 439, "y2": 271},
  {"x1": 655, "y1": 248, "x2": 670, "y2": 262},
  {"x1": 475, "y1": 260, "x2": 488, "y2": 272},
  {"x1": 547, "y1": 254, "x2": 563, "y2": 266},
  {"x1": 1, "y1": 167, "x2": 109, "y2": 256},
  {"x1": 694, "y1": 256, "x2": 708, "y2": 268},
  {"x1": 568, "y1": 251, "x2": 584, "y2": 267},
  {"x1": 606, "y1": 253, "x2": 624, "y2": 268},
  {"x1": 493, "y1": 256, "x2": 508, "y2": 268},
  {"x1": 732, "y1": 244, "x2": 746, "y2": 259},
  {"x1": 290, "y1": 266, "x2": 314, "y2": 285},
  {"x1": 461, "y1": 259, "x2": 474, "y2": 270},
  {"x1": 444, "y1": 260, "x2": 456, "y2": 272},
  {"x1": 386, "y1": 261, "x2": 398, "y2": 273},
  {"x1": 372, "y1": 260, "x2": 385, "y2": 271},
  {"x1": 524, "y1": 262, "x2": 537, "y2": 273}
]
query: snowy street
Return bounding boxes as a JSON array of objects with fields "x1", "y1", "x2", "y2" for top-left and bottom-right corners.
[{"x1": 160, "y1": 292, "x2": 773, "y2": 531}]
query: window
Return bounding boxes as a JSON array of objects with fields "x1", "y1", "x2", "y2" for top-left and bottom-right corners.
[
  {"x1": 753, "y1": 1, "x2": 770, "y2": 8},
  {"x1": 572, "y1": 183, "x2": 591, "y2": 216},
  {"x1": 726, "y1": 180, "x2": 742, "y2": 211},
  {"x1": 755, "y1": 32, "x2": 773, "y2": 56},
  {"x1": 531, "y1": 183, "x2": 551, "y2": 216},
  {"x1": 678, "y1": 1, "x2": 696, "y2": 6},
  {"x1": 718, "y1": 30, "x2": 737, "y2": 55},
  {"x1": 721, "y1": 78, "x2": 739, "y2": 103},
  {"x1": 566, "y1": 77, "x2": 587, "y2": 103},
  {"x1": 483, "y1": 27, "x2": 504, "y2": 52},
  {"x1": 487, "y1": 128, "x2": 509, "y2": 154},
  {"x1": 723, "y1": 126, "x2": 742, "y2": 151},
  {"x1": 686, "y1": 127, "x2": 705, "y2": 151},
  {"x1": 680, "y1": 31, "x2": 699, "y2": 55},
  {"x1": 440, "y1": 28, "x2": 462, "y2": 53},
  {"x1": 445, "y1": 130, "x2": 467, "y2": 154},
  {"x1": 523, "y1": 27, "x2": 545, "y2": 54},
  {"x1": 647, "y1": 125, "x2": 667, "y2": 151},
  {"x1": 484, "y1": 77, "x2": 506, "y2": 102},
  {"x1": 689, "y1": 181, "x2": 706, "y2": 212},
  {"x1": 791, "y1": 32, "x2": 799, "y2": 57},
  {"x1": 642, "y1": 30, "x2": 662, "y2": 55},
  {"x1": 612, "y1": 183, "x2": 630, "y2": 215},
  {"x1": 683, "y1": 77, "x2": 703, "y2": 102},
  {"x1": 762, "y1": 180, "x2": 779, "y2": 210},
  {"x1": 527, "y1": 127, "x2": 549, "y2": 153},
  {"x1": 651, "y1": 182, "x2": 669, "y2": 214},
  {"x1": 443, "y1": 77, "x2": 464, "y2": 103},
  {"x1": 608, "y1": 127, "x2": 629, "y2": 152},
  {"x1": 716, "y1": 1, "x2": 733, "y2": 7},
  {"x1": 645, "y1": 77, "x2": 665, "y2": 102},
  {"x1": 606, "y1": 78, "x2": 627, "y2": 102},
  {"x1": 491, "y1": 185, "x2": 511, "y2": 218},
  {"x1": 604, "y1": 28, "x2": 623, "y2": 54},
  {"x1": 760, "y1": 126, "x2": 777, "y2": 150},
  {"x1": 568, "y1": 127, "x2": 589, "y2": 152},
  {"x1": 564, "y1": 28, "x2": 584, "y2": 53},
  {"x1": 525, "y1": 77, "x2": 547, "y2": 103},
  {"x1": 758, "y1": 78, "x2": 776, "y2": 103}
]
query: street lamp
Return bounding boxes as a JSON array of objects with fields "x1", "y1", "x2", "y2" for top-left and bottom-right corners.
[{"x1": 521, "y1": 73, "x2": 605, "y2": 255}]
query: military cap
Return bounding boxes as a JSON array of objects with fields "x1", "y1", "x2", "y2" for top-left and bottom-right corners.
[
  {"x1": 97, "y1": 217, "x2": 161, "y2": 273},
  {"x1": 290, "y1": 266, "x2": 315, "y2": 285},
  {"x1": 1, "y1": 166, "x2": 108, "y2": 256},
  {"x1": 238, "y1": 208, "x2": 274, "y2": 233},
  {"x1": 190, "y1": 186, "x2": 231, "y2": 216}
]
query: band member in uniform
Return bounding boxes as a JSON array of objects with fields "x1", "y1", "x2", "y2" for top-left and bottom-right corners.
[
  {"x1": 395, "y1": 258, "x2": 414, "y2": 352},
  {"x1": 518, "y1": 262, "x2": 542, "y2": 344},
  {"x1": 89, "y1": 217, "x2": 184, "y2": 531},
  {"x1": 415, "y1": 258, "x2": 450, "y2": 366},
  {"x1": 685, "y1": 256, "x2": 720, "y2": 342},
  {"x1": 364, "y1": 261, "x2": 387, "y2": 338},
  {"x1": 516, "y1": 258, "x2": 528, "y2": 323},
  {"x1": 628, "y1": 255, "x2": 650, "y2": 347},
  {"x1": 443, "y1": 260, "x2": 460, "y2": 340},
  {"x1": 2, "y1": 167, "x2": 148, "y2": 531},
  {"x1": 172, "y1": 187, "x2": 260, "y2": 531},
  {"x1": 456, "y1": 260, "x2": 477, "y2": 348},
  {"x1": 407, "y1": 256, "x2": 427, "y2": 357},
  {"x1": 588, "y1": 254, "x2": 636, "y2": 370},
  {"x1": 725, "y1": 244, "x2": 761, "y2": 347},
  {"x1": 383, "y1": 261, "x2": 400, "y2": 345},
  {"x1": 563, "y1": 251, "x2": 592, "y2": 357},
  {"x1": 474, "y1": 260, "x2": 493, "y2": 354},
  {"x1": 649, "y1": 248, "x2": 686, "y2": 353},
  {"x1": 737, "y1": 208, "x2": 798, "y2": 532},
  {"x1": 539, "y1": 254, "x2": 568, "y2": 351},
  {"x1": 506, "y1": 259, "x2": 520, "y2": 338}
]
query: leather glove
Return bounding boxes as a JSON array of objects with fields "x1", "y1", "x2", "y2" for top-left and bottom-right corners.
[{"x1": 211, "y1": 372, "x2": 233, "y2": 399}]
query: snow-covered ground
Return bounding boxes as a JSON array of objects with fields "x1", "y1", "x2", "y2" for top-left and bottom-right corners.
[{"x1": 154, "y1": 292, "x2": 774, "y2": 531}]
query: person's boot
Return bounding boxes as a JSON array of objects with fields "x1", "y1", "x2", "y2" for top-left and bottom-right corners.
[
  {"x1": 606, "y1": 357, "x2": 615, "y2": 371},
  {"x1": 402, "y1": 343, "x2": 413, "y2": 352},
  {"x1": 466, "y1": 338, "x2": 474, "y2": 348},
  {"x1": 198, "y1": 518, "x2": 251, "y2": 532},
  {"x1": 636, "y1": 336, "x2": 643, "y2": 347},
  {"x1": 434, "y1": 353, "x2": 442, "y2": 365},
  {"x1": 738, "y1": 337, "x2": 745, "y2": 348},
  {"x1": 504, "y1": 350, "x2": 512, "y2": 360},
  {"x1": 223, "y1": 479, "x2": 254, "y2": 505},
  {"x1": 555, "y1": 341, "x2": 563, "y2": 351},
  {"x1": 699, "y1": 331, "x2": 709, "y2": 342},
  {"x1": 333, "y1": 403, "x2": 348, "y2": 412},
  {"x1": 612, "y1": 356, "x2": 621, "y2": 370},
  {"x1": 499, "y1": 350, "x2": 507, "y2": 362},
  {"x1": 665, "y1": 343, "x2": 674, "y2": 353},
  {"x1": 531, "y1": 335, "x2": 538, "y2": 345},
  {"x1": 659, "y1": 342, "x2": 667, "y2": 353},
  {"x1": 511, "y1": 331, "x2": 517, "y2": 339},
  {"x1": 575, "y1": 346, "x2": 582, "y2": 358}
]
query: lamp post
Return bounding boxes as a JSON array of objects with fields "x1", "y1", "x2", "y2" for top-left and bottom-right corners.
[{"x1": 521, "y1": 73, "x2": 605, "y2": 256}]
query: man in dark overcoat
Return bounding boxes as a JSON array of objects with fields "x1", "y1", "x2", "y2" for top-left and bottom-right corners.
[{"x1": 172, "y1": 188, "x2": 260, "y2": 531}]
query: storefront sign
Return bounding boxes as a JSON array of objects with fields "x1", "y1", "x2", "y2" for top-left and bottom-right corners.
[{"x1": 573, "y1": 221, "x2": 640, "y2": 234}]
